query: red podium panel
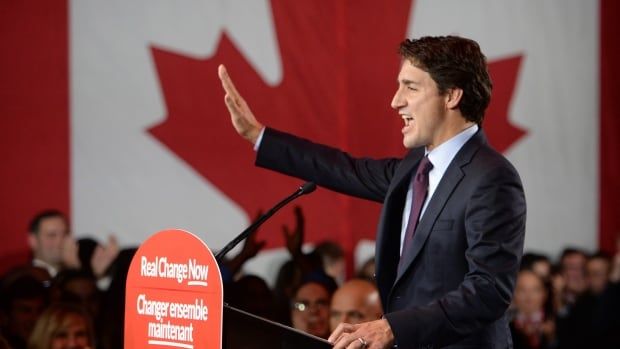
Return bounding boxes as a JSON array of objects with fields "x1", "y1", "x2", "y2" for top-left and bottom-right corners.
[{"x1": 125, "y1": 229, "x2": 223, "y2": 349}]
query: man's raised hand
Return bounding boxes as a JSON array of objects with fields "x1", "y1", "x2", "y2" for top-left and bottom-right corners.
[{"x1": 218, "y1": 64, "x2": 264, "y2": 144}]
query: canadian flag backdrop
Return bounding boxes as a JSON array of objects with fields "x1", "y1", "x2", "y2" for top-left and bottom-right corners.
[{"x1": 1, "y1": 0, "x2": 618, "y2": 277}]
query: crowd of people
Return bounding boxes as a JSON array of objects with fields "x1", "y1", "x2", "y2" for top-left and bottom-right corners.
[{"x1": 1, "y1": 208, "x2": 619, "y2": 348}]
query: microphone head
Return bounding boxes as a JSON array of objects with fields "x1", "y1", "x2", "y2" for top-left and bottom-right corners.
[{"x1": 299, "y1": 182, "x2": 317, "y2": 195}]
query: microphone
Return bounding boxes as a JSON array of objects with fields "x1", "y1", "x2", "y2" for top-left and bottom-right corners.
[
  {"x1": 215, "y1": 182, "x2": 317, "y2": 262},
  {"x1": 299, "y1": 181, "x2": 317, "y2": 195}
]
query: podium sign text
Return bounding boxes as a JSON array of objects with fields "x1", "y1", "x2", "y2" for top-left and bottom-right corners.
[{"x1": 125, "y1": 229, "x2": 223, "y2": 349}]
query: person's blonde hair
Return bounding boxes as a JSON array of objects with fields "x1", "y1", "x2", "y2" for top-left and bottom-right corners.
[{"x1": 28, "y1": 303, "x2": 95, "y2": 349}]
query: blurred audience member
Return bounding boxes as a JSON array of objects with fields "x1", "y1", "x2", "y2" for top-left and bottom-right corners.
[
  {"x1": 219, "y1": 213, "x2": 266, "y2": 283},
  {"x1": 273, "y1": 259, "x2": 303, "y2": 325},
  {"x1": 61, "y1": 236, "x2": 119, "y2": 290},
  {"x1": 521, "y1": 253, "x2": 552, "y2": 282},
  {"x1": 273, "y1": 206, "x2": 334, "y2": 325},
  {"x1": 329, "y1": 279, "x2": 382, "y2": 331},
  {"x1": 81, "y1": 237, "x2": 119, "y2": 283},
  {"x1": 558, "y1": 248, "x2": 587, "y2": 306},
  {"x1": 558, "y1": 251, "x2": 618, "y2": 348},
  {"x1": 98, "y1": 248, "x2": 135, "y2": 349},
  {"x1": 586, "y1": 252, "x2": 611, "y2": 295},
  {"x1": 225, "y1": 275, "x2": 274, "y2": 320},
  {"x1": 281, "y1": 207, "x2": 324, "y2": 274},
  {"x1": 585, "y1": 242, "x2": 620, "y2": 346},
  {"x1": 1, "y1": 266, "x2": 52, "y2": 290},
  {"x1": 548, "y1": 265, "x2": 565, "y2": 316},
  {"x1": 0, "y1": 274, "x2": 49, "y2": 349},
  {"x1": 356, "y1": 257, "x2": 376, "y2": 284},
  {"x1": 28, "y1": 303, "x2": 95, "y2": 349},
  {"x1": 51, "y1": 270, "x2": 100, "y2": 321},
  {"x1": 590, "y1": 280, "x2": 620, "y2": 347},
  {"x1": 313, "y1": 241, "x2": 345, "y2": 285},
  {"x1": 28, "y1": 210, "x2": 69, "y2": 277},
  {"x1": 290, "y1": 275, "x2": 337, "y2": 339},
  {"x1": 510, "y1": 270, "x2": 555, "y2": 349}
]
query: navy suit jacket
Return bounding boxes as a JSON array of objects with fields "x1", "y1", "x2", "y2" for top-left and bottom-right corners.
[{"x1": 256, "y1": 127, "x2": 526, "y2": 348}]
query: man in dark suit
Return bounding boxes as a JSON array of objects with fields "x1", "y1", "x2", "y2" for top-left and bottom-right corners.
[{"x1": 218, "y1": 36, "x2": 526, "y2": 348}]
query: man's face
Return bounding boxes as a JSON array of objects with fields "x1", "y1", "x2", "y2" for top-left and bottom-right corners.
[
  {"x1": 329, "y1": 283, "x2": 382, "y2": 331},
  {"x1": 391, "y1": 60, "x2": 451, "y2": 150},
  {"x1": 561, "y1": 253, "x2": 587, "y2": 294},
  {"x1": 30, "y1": 216, "x2": 68, "y2": 265},
  {"x1": 586, "y1": 258, "x2": 610, "y2": 295},
  {"x1": 513, "y1": 271, "x2": 546, "y2": 316}
]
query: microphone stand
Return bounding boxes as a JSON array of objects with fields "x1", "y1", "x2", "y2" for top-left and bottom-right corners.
[{"x1": 215, "y1": 182, "x2": 316, "y2": 263}]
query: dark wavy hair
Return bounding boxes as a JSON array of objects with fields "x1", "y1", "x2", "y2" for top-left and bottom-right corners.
[{"x1": 398, "y1": 36, "x2": 492, "y2": 124}]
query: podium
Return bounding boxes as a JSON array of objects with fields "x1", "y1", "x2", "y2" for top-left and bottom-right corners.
[
  {"x1": 125, "y1": 229, "x2": 331, "y2": 349},
  {"x1": 223, "y1": 304, "x2": 332, "y2": 349}
]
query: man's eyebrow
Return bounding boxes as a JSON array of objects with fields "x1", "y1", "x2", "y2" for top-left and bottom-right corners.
[{"x1": 399, "y1": 79, "x2": 419, "y2": 85}]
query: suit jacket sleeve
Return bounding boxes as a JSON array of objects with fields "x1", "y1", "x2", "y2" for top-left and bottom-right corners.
[
  {"x1": 256, "y1": 127, "x2": 401, "y2": 203},
  {"x1": 385, "y1": 162, "x2": 526, "y2": 347}
]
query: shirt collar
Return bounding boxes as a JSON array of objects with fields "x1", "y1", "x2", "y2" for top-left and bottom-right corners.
[
  {"x1": 426, "y1": 124, "x2": 478, "y2": 174},
  {"x1": 32, "y1": 258, "x2": 59, "y2": 277}
]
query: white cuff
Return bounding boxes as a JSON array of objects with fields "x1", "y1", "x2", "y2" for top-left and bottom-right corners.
[{"x1": 253, "y1": 127, "x2": 266, "y2": 151}]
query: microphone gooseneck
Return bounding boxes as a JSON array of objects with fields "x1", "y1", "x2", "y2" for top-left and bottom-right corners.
[{"x1": 215, "y1": 182, "x2": 317, "y2": 262}]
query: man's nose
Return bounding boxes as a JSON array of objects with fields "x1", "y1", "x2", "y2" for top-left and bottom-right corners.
[{"x1": 391, "y1": 87, "x2": 405, "y2": 110}]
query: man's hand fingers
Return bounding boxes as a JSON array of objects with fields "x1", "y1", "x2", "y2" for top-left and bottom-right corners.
[
  {"x1": 218, "y1": 64, "x2": 263, "y2": 143},
  {"x1": 218, "y1": 64, "x2": 242, "y2": 101},
  {"x1": 327, "y1": 323, "x2": 345, "y2": 343},
  {"x1": 333, "y1": 333, "x2": 365, "y2": 349},
  {"x1": 328, "y1": 323, "x2": 358, "y2": 343},
  {"x1": 341, "y1": 319, "x2": 394, "y2": 349},
  {"x1": 224, "y1": 94, "x2": 240, "y2": 113}
]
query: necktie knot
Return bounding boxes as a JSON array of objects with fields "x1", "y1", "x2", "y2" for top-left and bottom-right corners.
[{"x1": 415, "y1": 156, "x2": 433, "y2": 182}]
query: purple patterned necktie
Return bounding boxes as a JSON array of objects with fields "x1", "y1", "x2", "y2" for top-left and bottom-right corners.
[{"x1": 399, "y1": 156, "x2": 433, "y2": 270}]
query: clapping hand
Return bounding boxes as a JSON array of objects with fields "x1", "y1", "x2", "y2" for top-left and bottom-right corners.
[{"x1": 91, "y1": 235, "x2": 120, "y2": 278}]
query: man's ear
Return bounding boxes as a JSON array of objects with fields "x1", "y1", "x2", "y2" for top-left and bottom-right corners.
[
  {"x1": 28, "y1": 233, "x2": 38, "y2": 251},
  {"x1": 445, "y1": 88, "x2": 463, "y2": 110}
]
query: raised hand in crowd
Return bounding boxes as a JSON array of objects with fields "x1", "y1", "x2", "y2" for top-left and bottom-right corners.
[
  {"x1": 224, "y1": 211, "x2": 267, "y2": 276},
  {"x1": 281, "y1": 206, "x2": 325, "y2": 275},
  {"x1": 91, "y1": 235, "x2": 120, "y2": 278},
  {"x1": 60, "y1": 234, "x2": 120, "y2": 279},
  {"x1": 61, "y1": 236, "x2": 81, "y2": 269},
  {"x1": 240, "y1": 211, "x2": 268, "y2": 260},
  {"x1": 282, "y1": 206, "x2": 304, "y2": 258}
]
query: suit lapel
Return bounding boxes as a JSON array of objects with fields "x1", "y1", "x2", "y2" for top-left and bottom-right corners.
[
  {"x1": 374, "y1": 147, "x2": 424, "y2": 304},
  {"x1": 385, "y1": 147, "x2": 425, "y2": 199},
  {"x1": 393, "y1": 130, "x2": 486, "y2": 285}
]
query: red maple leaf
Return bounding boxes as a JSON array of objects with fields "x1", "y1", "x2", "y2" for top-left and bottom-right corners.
[
  {"x1": 148, "y1": 0, "x2": 526, "y2": 262},
  {"x1": 485, "y1": 55, "x2": 527, "y2": 152}
]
